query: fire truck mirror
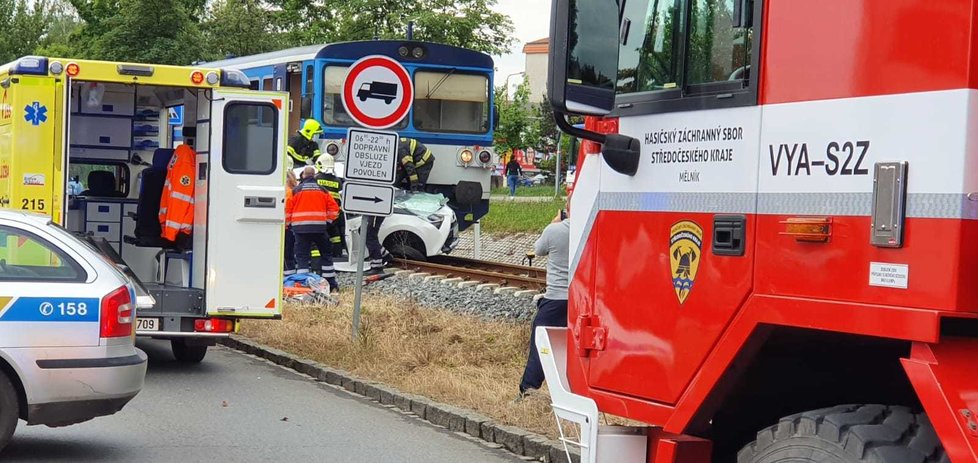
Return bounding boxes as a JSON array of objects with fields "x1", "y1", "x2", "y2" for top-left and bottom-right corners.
[
  {"x1": 870, "y1": 161, "x2": 908, "y2": 248},
  {"x1": 547, "y1": 0, "x2": 619, "y2": 116}
]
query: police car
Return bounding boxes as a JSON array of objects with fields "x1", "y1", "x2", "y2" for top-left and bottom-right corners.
[{"x1": 0, "y1": 210, "x2": 148, "y2": 449}]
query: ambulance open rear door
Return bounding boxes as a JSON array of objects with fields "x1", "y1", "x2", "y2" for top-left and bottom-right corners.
[{"x1": 198, "y1": 89, "x2": 286, "y2": 318}]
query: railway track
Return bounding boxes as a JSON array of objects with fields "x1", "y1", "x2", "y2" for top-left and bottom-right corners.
[{"x1": 392, "y1": 255, "x2": 547, "y2": 291}]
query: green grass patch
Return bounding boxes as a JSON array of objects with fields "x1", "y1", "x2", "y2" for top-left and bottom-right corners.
[
  {"x1": 480, "y1": 198, "x2": 564, "y2": 234},
  {"x1": 490, "y1": 184, "x2": 566, "y2": 197}
]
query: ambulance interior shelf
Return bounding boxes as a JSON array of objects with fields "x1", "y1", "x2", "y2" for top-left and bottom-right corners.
[{"x1": 65, "y1": 81, "x2": 199, "y2": 289}]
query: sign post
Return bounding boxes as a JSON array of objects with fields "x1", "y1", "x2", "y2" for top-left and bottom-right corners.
[{"x1": 340, "y1": 55, "x2": 414, "y2": 341}]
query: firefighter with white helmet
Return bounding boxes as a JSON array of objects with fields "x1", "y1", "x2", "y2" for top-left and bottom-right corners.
[{"x1": 314, "y1": 154, "x2": 345, "y2": 258}]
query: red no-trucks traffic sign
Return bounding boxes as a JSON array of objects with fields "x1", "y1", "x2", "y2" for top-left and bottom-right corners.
[{"x1": 341, "y1": 55, "x2": 414, "y2": 129}]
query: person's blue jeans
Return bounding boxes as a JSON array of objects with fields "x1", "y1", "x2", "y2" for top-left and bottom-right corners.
[
  {"x1": 520, "y1": 297, "x2": 568, "y2": 393},
  {"x1": 507, "y1": 174, "x2": 519, "y2": 196}
]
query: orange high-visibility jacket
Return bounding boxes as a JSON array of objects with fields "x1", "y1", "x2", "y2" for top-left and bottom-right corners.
[
  {"x1": 286, "y1": 178, "x2": 339, "y2": 234},
  {"x1": 160, "y1": 144, "x2": 196, "y2": 241}
]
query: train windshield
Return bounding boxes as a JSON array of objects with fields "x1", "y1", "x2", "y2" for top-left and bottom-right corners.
[{"x1": 413, "y1": 71, "x2": 490, "y2": 134}]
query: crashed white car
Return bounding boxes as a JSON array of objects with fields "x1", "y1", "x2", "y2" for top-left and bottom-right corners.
[{"x1": 342, "y1": 191, "x2": 459, "y2": 263}]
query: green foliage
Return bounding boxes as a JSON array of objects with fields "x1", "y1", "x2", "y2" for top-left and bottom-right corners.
[
  {"x1": 528, "y1": 93, "x2": 559, "y2": 154},
  {"x1": 490, "y1": 185, "x2": 562, "y2": 197},
  {"x1": 83, "y1": 0, "x2": 206, "y2": 64},
  {"x1": 493, "y1": 79, "x2": 532, "y2": 155},
  {"x1": 0, "y1": 0, "x2": 60, "y2": 63},
  {"x1": 331, "y1": 0, "x2": 514, "y2": 55},
  {"x1": 482, "y1": 198, "x2": 564, "y2": 234},
  {"x1": 3, "y1": 0, "x2": 515, "y2": 76},
  {"x1": 202, "y1": 0, "x2": 284, "y2": 60}
]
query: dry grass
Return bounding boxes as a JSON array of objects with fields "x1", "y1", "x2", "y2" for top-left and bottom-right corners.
[{"x1": 240, "y1": 294, "x2": 561, "y2": 438}]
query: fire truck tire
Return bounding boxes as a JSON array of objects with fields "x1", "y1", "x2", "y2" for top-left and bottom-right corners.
[
  {"x1": 737, "y1": 404, "x2": 948, "y2": 463},
  {"x1": 171, "y1": 340, "x2": 208, "y2": 363},
  {"x1": 0, "y1": 373, "x2": 18, "y2": 450}
]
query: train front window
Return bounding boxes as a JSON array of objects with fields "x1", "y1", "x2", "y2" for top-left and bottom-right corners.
[
  {"x1": 323, "y1": 66, "x2": 407, "y2": 129},
  {"x1": 413, "y1": 71, "x2": 489, "y2": 134}
]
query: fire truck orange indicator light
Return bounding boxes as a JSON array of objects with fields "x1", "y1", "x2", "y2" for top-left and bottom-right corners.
[
  {"x1": 780, "y1": 217, "x2": 832, "y2": 242},
  {"x1": 65, "y1": 63, "x2": 80, "y2": 77},
  {"x1": 191, "y1": 71, "x2": 205, "y2": 85}
]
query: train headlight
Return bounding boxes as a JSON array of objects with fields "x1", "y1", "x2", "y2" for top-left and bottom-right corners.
[
  {"x1": 326, "y1": 143, "x2": 339, "y2": 155},
  {"x1": 478, "y1": 150, "x2": 492, "y2": 164},
  {"x1": 398, "y1": 46, "x2": 410, "y2": 57},
  {"x1": 412, "y1": 47, "x2": 425, "y2": 59},
  {"x1": 459, "y1": 149, "x2": 474, "y2": 164}
]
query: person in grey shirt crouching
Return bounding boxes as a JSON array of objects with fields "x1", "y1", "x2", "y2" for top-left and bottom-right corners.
[{"x1": 518, "y1": 205, "x2": 570, "y2": 398}]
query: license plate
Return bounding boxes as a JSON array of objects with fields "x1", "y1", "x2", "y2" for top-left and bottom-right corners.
[{"x1": 136, "y1": 317, "x2": 161, "y2": 331}]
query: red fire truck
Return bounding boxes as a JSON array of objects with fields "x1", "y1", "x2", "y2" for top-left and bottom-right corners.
[{"x1": 538, "y1": 1, "x2": 978, "y2": 462}]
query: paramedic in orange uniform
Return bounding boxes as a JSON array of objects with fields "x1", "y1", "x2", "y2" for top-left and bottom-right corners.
[{"x1": 159, "y1": 144, "x2": 196, "y2": 242}]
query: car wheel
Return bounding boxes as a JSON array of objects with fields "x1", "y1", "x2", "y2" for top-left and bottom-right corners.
[
  {"x1": 738, "y1": 404, "x2": 947, "y2": 463},
  {"x1": 384, "y1": 232, "x2": 427, "y2": 261},
  {"x1": 0, "y1": 373, "x2": 20, "y2": 451},
  {"x1": 171, "y1": 339, "x2": 208, "y2": 363},
  {"x1": 359, "y1": 96, "x2": 367, "y2": 102},
  {"x1": 384, "y1": 98, "x2": 393, "y2": 105}
]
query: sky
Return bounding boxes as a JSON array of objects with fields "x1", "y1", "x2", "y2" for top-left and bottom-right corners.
[{"x1": 491, "y1": 0, "x2": 552, "y2": 90}]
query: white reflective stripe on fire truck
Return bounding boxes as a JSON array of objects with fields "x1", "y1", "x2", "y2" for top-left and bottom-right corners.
[{"x1": 570, "y1": 88, "x2": 978, "y2": 278}]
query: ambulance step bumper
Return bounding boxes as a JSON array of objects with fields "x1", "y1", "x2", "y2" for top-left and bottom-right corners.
[{"x1": 137, "y1": 331, "x2": 230, "y2": 338}]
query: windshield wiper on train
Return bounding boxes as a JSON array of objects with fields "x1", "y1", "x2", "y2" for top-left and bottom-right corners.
[{"x1": 425, "y1": 67, "x2": 457, "y2": 99}]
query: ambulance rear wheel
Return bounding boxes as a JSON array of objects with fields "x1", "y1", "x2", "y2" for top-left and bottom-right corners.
[
  {"x1": 0, "y1": 373, "x2": 19, "y2": 450},
  {"x1": 737, "y1": 404, "x2": 947, "y2": 463},
  {"x1": 171, "y1": 340, "x2": 208, "y2": 363}
]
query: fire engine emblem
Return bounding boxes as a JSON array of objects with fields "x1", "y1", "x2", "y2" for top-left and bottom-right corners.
[
  {"x1": 670, "y1": 220, "x2": 703, "y2": 304},
  {"x1": 180, "y1": 175, "x2": 191, "y2": 186}
]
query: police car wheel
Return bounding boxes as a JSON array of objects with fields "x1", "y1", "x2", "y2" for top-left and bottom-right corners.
[
  {"x1": 171, "y1": 339, "x2": 208, "y2": 363},
  {"x1": 737, "y1": 404, "x2": 946, "y2": 463},
  {"x1": 0, "y1": 373, "x2": 19, "y2": 449}
]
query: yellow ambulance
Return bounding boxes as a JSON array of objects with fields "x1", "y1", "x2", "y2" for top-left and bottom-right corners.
[{"x1": 0, "y1": 56, "x2": 286, "y2": 362}]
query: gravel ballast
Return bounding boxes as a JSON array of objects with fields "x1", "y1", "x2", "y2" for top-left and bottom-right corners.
[{"x1": 335, "y1": 271, "x2": 539, "y2": 321}]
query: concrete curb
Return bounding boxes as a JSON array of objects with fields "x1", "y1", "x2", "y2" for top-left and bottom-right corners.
[{"x1": 220, "y1": 335, "x2": 579, "y2": 463}]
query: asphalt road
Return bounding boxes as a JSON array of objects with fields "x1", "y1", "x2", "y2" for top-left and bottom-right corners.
[{"x1": 5, "y1": 340, "x2": 524, "y2": 462}]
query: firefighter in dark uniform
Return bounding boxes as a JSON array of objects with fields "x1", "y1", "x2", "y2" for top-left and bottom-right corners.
[
  {"x1": 315, "y1": 154, "x2": 345, "y2": 258},
  {"x1": 287, "y1": 119, "x2": 323, "y2": 166},
  {"x1": 364, "y1": 138, "x2": 435, "y2": 275}
]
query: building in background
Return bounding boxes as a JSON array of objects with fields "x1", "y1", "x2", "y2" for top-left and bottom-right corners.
[{"x1": 522, "y1": 38, "x2": 549, "y2": 104}]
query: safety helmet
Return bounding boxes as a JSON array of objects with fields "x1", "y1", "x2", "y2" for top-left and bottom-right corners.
[
  {"x1": 316, "y1": 154, "x2": 335, "y2": 174},
  {"x1": 299, "y1": 119, "x2": 324, "y2": 140}
]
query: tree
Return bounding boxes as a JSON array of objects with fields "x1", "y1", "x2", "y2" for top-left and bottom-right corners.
[
  {"x1": 493, "y1": 78, "x2": 532, "y2": 156},
  {"x1": 0, "y1": 0, "x2": 59, "y2": 63},
  {"x1": 85, "y1": 0, "x2": 206, "y2": 64},
  {"x1": 331, "y1": 0, "x2": 515, "y2": 55},
  {"x1": 202, "y1": 0, "x2": 284, "y2": 59},
  {"x1": 267, "y1": 0, "x2": 338, "y2": 47},
  {"x1": 529, "y1": 94, "x2": 559, "y2": 155}
]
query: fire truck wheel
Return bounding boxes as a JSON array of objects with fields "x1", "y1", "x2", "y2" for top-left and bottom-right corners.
[
  {"x1": 737, "y1": 404, "x2": 948, "y2": 463},
  {"x1": 171, "y1": 339, "x2": 208, "y2": 363},
  {"x1": 0, "y1": 373, "x2": 18, "y2": 450}
]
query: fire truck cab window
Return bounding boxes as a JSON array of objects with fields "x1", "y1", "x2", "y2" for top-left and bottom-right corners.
[
  {"x1": 618, "y1": 0, "x2": 682, "y2": 94},
  {"x1": 617, "y1": 0, "x2": 758, "y2": 112},
  {"x1": 686, "y1": 0, "x2": 751, "y2": 86}
]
